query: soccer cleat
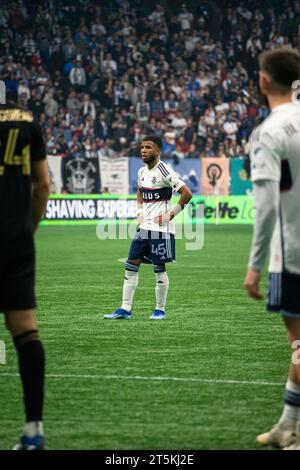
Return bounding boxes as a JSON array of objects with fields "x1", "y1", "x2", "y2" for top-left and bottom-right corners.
[
  {"x1": 283, "y1": 440, "x2": 300, "y2": 450},
  {"x1": 103, "y1": 308, "x2": 132, "y2": 319},
  {"x1": 12, "y1": 434, "x2": 45, "y2": 450},
  {"x1": 150, "y1": 309, "x2": 166, "y2": 320},
  {"x1": 256, "y1": 421, "x2": 297, "y2": 448},
  {"x1": 283, "y1": 421, "x2": 300, "y2": 450}
]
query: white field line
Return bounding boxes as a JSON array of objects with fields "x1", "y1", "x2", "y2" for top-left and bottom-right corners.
[{"x1": 0, "y1": 372, "x2": 283, "y2": 387}]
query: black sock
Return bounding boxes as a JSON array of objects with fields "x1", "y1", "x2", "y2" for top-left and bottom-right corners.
[{"x1": 14, "y1": 331, "x2": 45, "y2": 422}]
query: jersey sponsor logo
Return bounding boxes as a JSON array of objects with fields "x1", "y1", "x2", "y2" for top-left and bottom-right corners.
[{"x1": 141, "y1": 186, "x2": 172, "y2": 202}]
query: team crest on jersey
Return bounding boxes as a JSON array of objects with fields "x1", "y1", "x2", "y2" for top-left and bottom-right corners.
[{"x1": 152, "y1": 176, "x2": 157, "y2": 184}]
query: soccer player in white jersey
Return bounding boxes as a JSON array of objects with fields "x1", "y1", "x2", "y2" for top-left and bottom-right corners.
[
  {"x1": 244, "y1": 47, "x2": 300, "y2": 450},
  {"x1": 104, "y1": 135, "x2": 192, "y2": 320}
]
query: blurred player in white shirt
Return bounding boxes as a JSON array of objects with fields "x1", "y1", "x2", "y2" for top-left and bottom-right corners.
[{"x1": 244, "y1": 47, "x2": 300, "y2": 450}]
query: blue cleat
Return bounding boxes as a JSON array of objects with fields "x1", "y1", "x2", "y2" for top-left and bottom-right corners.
[
  {"x1": 12, "y1": 434, "x2": 45, "y2": 450},
  {"x1": 103, "y1": 308, "x2": 133, "y2": 319},
  {"x1": 150, "y1": 309, "x2": 166, "y2": 320}
]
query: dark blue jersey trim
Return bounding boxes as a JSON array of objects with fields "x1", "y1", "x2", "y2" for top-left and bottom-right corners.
[{"x1": 157, "y1": 163, "x2": 169, "y2": 177}]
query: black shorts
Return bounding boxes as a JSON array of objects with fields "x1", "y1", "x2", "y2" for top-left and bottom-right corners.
[
  {"x1": 0, "y1": 243, "x2": 36, "y2": 313},
  {"x1": 267, "y1": 271, "x2": 300, "y2": 318}
]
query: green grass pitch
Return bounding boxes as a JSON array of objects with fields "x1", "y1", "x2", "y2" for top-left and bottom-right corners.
[{"x1": 0, "y1": 225, "x2": 290, "y2": 449}]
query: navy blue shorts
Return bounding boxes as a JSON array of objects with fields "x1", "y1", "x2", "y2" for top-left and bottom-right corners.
[
  {"x1": 267, "y1": 271, "x2": 300, "y2": 318},
  {"x1": 128, "y1": 229, "x2": 175, "y2": 265}
]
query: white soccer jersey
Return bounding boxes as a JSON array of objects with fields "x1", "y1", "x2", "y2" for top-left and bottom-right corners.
[
  {"x1": 138, "y1": 160, "x2": 185, "y2": 234},
  {"x1": 250, "y1": 102, "x2": 300, "y2": 274}
]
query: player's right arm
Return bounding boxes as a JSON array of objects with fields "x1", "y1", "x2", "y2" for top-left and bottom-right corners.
[
  {"x1": 137, "y1": 187, "x2": 144, "y2": 224},
  {"x1": 137, "y1": 168, "x2": 144, "y2": 224},
  {"x1": 31, "y1": 159, "x2": 50, "y2": 232}
]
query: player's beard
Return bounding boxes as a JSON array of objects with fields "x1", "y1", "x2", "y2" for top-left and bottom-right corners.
[{"x1": 144, "y1": 153, "x2": 157, "y2": 165}]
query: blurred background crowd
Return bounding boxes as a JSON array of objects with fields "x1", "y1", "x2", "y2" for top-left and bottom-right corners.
[{"x1": 1, "y1": 0, "x2": 299, "y2": 161}]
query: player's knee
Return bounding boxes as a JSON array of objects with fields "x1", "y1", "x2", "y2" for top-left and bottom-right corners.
[
  {"x1": 4, "y1": 309, "x2": 37, "y2": 336},
  {"x1": 287, "y1": 328, "x2": 300, "y2": 345},
  {"x1": 127, "y1": 259, "x2": 142, "y2": 267},
  {"x1": 125, "y1": 260, "x2": 140, "y2": 272},
  {"x1": 284, "y1": 318, "x2": 300, "y2": 344},
  {"x1": 153, "y1": 264, "x2": 166, "y2": 273},
  {"x1": 13, "y1": 330, "x2": 40, "y2": 350}
]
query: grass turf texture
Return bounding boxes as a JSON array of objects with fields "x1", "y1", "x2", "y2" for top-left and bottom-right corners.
[{"x1": 0, "y1": 225, "x2": 290, "y2": 450}]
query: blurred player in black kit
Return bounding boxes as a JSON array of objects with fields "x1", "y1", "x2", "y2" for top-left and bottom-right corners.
[{"x1": 0, "y1": 101, "x2": 50, "y2": 449}]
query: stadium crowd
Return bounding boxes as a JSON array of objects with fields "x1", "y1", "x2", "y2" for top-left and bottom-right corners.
[{"x1": 0, "y1": 0, "x2": 299, "y2": 160}]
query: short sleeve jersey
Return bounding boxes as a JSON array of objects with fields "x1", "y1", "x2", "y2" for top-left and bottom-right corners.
[
  {"x1": 250, "y1": 102, "x2": 300, "y2": 274},
  {"x1": 0, "y1": 106, "x2": 46, "y2": 241},
  {"x1": 138, "y1": 160, "x2": 185, "y2": 234}
]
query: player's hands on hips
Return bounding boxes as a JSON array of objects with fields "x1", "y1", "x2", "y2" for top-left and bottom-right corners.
[
  {"x1": 244, "y1": 268, "x2": 263, "y2": 300},
  {"x1": 154, "y1": 212, "x2": 173, "y2": 225}
]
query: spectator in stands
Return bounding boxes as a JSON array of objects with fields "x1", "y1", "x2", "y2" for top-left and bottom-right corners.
[
  {"x1": 178, "y1": 3, "x2": 194, "y2": 31},
  {"x1": 69, "y1": 60, "x2": 86, "y2": 91},
  {"x1": 136, "y1": 94, "x2": 151, "y2": 126}
]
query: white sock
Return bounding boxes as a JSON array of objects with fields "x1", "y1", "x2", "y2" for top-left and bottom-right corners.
[
  {"x1": 279, "y1": 379, "x2": 300, "y2": 424},
  {"x1": 24, "y1": 421, "x2": 44, "y2": 437},
  {"x1": 155, "y1": 270, "x2": 169, "y2": 311},
  {"x1": 121, "y1": 264, "x2": 139, "y2": 311}
]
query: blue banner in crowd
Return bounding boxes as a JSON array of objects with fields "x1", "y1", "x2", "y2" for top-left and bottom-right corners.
[
  {"x1": 129, "y1": 157, "x2": 144, "y2": 193},
  {"x1": 230, "y1": 158, "x2": 253, "y2": 195},
  {"x1": 129, "y1": 157, "x2": 201, "y2": 194}
]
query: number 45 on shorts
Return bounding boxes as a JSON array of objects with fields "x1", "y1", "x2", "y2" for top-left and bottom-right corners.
[{"x1": 151, "y1": 243, "x2": 166, "y2": 256}]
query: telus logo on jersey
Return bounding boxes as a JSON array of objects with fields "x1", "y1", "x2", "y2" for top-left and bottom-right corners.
[
  {"x1": 141, "y1": 187, "x2": 172, "y2": 202},
  {"x1": 142, "y1": 191, "x2": 160, "y2": 200}
]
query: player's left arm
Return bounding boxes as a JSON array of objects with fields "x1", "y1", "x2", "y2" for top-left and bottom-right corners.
[
  {"x1": 154, "y1": 184, "x2": 192, "y2": 225},
  {"x1": 244, "y1": 180, "x2": 279, "y2": 299},
  {"x1": 244, "y1": 131, "x2": 281, "y2": 300},
  {"x1": 170, "y1": 184, "x2": 193, "y2": 220},
  {"x1": 30, "y1": 121, "x2": 50, "y2": 232},
  {"x1": 32, "y1": 159, "x2": 50, "y2": 232}
]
